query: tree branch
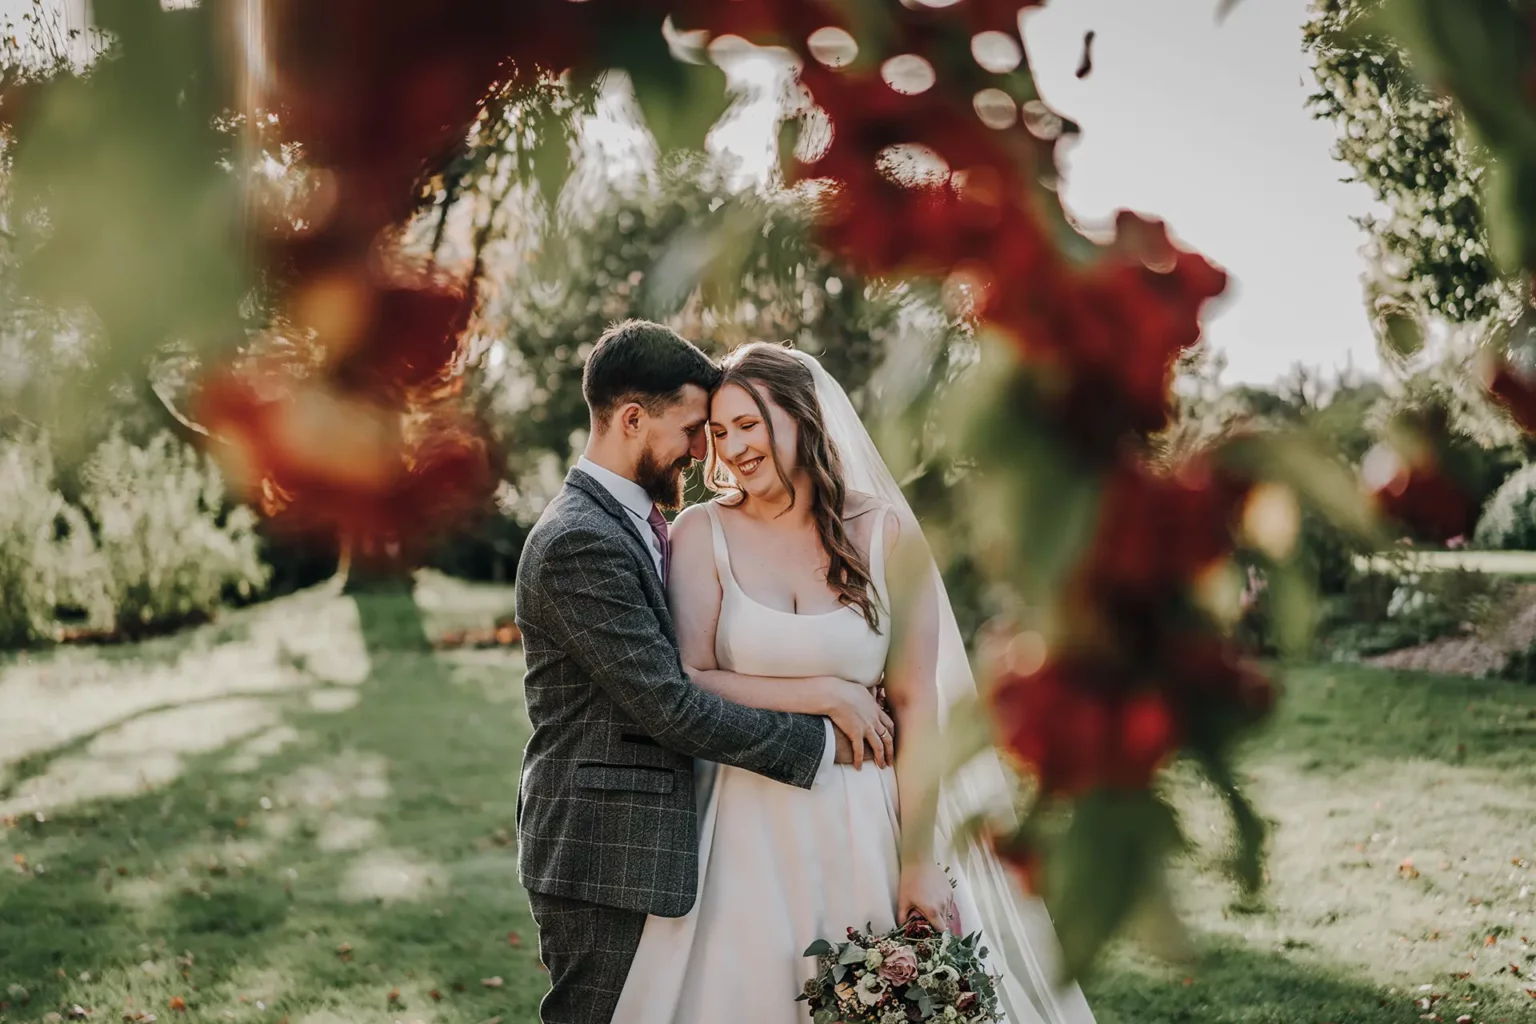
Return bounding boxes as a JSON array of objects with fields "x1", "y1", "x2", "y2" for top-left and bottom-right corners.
[{"x1": 143, "y1": 376, "x2": 212, "y2": 447}]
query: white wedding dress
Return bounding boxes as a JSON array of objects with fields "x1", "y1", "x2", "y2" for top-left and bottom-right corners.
[
  {"x1": 612, "y1": 501, "x2": 914, "y2": 1024},
  {"x1": 612, "y1": 350, "x2": 1095, "y2": 1024}
]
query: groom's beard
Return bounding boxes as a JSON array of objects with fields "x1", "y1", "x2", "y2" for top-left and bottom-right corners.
[{"x1": 636, "y1": 445, "x2": 691, "y2": 512}]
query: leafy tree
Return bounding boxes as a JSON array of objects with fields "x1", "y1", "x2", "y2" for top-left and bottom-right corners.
[
  {"x1": 1305, "y1": 0, "x2": 1508, "y2": 335},
  {"x1": 476, "y1": 157, "x2": 923, "y2": 524}
]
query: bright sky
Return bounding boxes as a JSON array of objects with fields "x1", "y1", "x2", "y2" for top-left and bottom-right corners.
[
  {"x1": 5, "y1": 0, "x2": 1382, "y2": 385},
  {"x1": 1022, "y1": 0, "x2": 1380, "y2": 384}
]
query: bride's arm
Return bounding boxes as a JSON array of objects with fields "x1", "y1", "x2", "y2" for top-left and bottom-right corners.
[
  {"x1": 668, "y1": 505, "x2": 894, "y2": 769},
  {"x1": 880, "y1": 509, "x2": 954, "y2": 930}
]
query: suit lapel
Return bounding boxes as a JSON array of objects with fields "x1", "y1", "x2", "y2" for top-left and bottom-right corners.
[{"x1": 564, "y1": 469, "x2": 671, "y2": 599}]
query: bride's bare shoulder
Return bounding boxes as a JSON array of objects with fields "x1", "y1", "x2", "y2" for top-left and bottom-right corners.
[{"x1": 671, "y1": 502, "x2": 714, "y2": 542}]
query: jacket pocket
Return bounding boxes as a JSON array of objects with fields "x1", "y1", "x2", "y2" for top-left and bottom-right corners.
[{"x1": 574, "y1": 763, "x2": 676, "y2": 795}]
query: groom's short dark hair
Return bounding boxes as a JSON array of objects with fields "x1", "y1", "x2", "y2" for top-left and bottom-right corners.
[{"x1": 583, "y1": 319, "x2": 720, "y2": 428}]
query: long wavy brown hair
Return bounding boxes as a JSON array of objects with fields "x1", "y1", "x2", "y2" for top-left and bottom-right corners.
[{"x1": 704, "y1": 343, "x2": 882, "y2": 631}]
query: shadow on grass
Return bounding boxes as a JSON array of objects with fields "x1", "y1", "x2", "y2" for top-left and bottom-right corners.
[
  {"x1": 0, "y1": 585, "x2": 544, "y2": 1023},
  {"x1": 1085, "y1": 938, "x2": 1517, "y2": 1024}
]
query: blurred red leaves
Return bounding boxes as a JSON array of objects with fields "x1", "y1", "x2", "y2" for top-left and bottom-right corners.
[
  {"x1": 993, "y1": 664, "x2": 1179, "y2": 797},
  {"x1": 194, "y1": 2, "x2": 518, "y2": 563},
  {"x1": 990, "y1": 455, "x2": 1272, "y2": 800},
  {"x1": 1078, "y1": 456, "x2": 1249, "y2": 605}
]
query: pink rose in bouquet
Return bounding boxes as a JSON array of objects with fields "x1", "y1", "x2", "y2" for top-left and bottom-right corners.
[{"x1": 877, "y1": 946, "x2": 919, "y2": 985}]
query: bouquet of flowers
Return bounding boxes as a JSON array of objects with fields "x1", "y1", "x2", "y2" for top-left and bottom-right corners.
[{"x1": 797, "y1": 914, "x2": 1003, "y2": 1024}]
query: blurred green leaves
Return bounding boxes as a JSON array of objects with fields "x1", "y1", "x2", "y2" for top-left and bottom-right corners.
[
  {"x1": 1042, "y1": 790, "x2": 1186, "y2": 982},
  {"x1": 5, "y1": 0, "x2": 249, "y2": 434}
]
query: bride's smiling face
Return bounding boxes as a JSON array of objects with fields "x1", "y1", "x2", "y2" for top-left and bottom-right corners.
[{"x1": 709, "y1": 380, "x2": 800, "y2": 501}]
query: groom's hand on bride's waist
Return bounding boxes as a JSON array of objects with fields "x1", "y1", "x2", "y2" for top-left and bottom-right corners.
[{"x1": 831, "y1": 728, "x2": 886, "y2": 770}]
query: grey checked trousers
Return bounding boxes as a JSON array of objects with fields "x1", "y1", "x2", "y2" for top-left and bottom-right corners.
[{"x1": 527, "y1": 890, "x2": 648, "y2": 1024}]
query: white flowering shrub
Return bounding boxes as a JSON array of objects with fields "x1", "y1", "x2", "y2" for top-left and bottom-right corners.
[
  {"x1": 0, "y1": 433, "x2": 96, "y2": 646},
  {"x1": 76, "y1": 431, "x2": 269, "y2": 632}
]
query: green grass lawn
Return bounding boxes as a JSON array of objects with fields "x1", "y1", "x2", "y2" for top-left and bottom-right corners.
[{"x1": 2, "y1": 578, "x2": 1535, "y2": 1024}]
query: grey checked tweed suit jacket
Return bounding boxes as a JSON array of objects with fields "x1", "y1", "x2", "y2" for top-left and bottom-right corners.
[{"x1": 514, "y1": 468, "x2": 828, "y2": 918}]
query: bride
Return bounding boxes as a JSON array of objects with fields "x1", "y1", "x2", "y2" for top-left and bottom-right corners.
[{"x1": 611, "y1": 343, "x2": 1095, "y2": 1024}]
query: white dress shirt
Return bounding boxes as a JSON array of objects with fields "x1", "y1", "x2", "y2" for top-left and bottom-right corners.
[
  {"x1": 573, "y1": 455, "x2": 836, "y2": 781},
  {"x1": 576, "y1": 456, "x2": 664, "y2": 578}
]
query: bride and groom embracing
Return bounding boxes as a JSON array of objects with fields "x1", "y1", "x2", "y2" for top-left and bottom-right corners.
[{"x1": 514, "y1": 320, "x2": 1096, "y2": 1024}]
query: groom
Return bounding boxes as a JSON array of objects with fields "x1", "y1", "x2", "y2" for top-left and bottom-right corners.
[{"x1": 514, "y1": 320, "x2": 852, "y2": 1024}]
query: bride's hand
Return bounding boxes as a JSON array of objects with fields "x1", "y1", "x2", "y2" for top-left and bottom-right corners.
[
  {"x1": 817, "y1": 678, "x2": 895, "y2": 769},
  {"x1": 899, "y1": 862, "x2": 959, "y2": 936}
]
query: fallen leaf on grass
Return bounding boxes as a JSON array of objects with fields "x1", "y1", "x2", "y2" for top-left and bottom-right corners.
[
  {"x1": 387, "y1": 988, "x2": 402, "y2": 1007},
  {"x1": 507, "y1": 932, "x2": 521, "y2": 947},
  {"x1": 429, "y1": 990, "x2": 441, "y2": 1002},
  {"x1": 167, "y1": 998, "x2": 185, "y2": 1013},
  {"x1": 1400, "y1": 858, "x2": 1421, "y2": 880},
  {"x1": 1485, "y1": 935, "x2": 1498, "y2": 947},
  {"x1": 480, "y1": 977, "x2": 503, "y2": 989}
]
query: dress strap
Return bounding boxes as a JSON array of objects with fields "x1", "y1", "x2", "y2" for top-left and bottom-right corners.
[
  {"x1": 702, "y1": 502, "x2": 737, "y2": 593},
  {"x1": 867, "y1": 504, "x2": 892, "y2": 610}
]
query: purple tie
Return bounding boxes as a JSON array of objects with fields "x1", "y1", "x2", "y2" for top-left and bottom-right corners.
[{"x1": 646, "y1": 505, "x2": 671, "y2": 583}]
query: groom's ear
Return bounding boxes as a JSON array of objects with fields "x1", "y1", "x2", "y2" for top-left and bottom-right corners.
[{"x1": 616, "y1": 400, "x2": 646, "y2": 437}]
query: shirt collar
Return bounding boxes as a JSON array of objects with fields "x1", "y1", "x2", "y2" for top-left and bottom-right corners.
[{"x1": 575, "y1": 455, "x2": 654, "y2": 521}]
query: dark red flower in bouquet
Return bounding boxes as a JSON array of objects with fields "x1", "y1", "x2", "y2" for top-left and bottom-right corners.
[{"x1": 901, "y1": 914, "x2": 937, "y2": 940}]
